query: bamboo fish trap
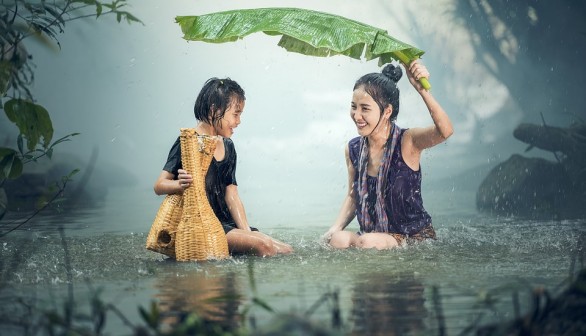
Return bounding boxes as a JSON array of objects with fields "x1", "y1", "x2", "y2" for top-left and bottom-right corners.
[{"x1": 146, "y1": 128, "x2": 229, "y2": 261}]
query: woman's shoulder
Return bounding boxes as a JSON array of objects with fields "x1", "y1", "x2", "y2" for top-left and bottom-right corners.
[
  {"x1": 348, "y1": 136, "x2": 361, "y2": 165},
  {"x1": 349, "y1": 136, "x2": 361, "y2": 146}
]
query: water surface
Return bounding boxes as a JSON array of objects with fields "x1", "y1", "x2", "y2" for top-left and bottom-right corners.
[{"x1": 1, "y1": 186, "x2": 583, "y2": 335}]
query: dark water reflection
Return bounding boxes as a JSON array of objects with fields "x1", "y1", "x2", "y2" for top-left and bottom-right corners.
[
  {"x1": 154, "y1": 269, "x2": 242, "y2": 333},
  {"x1": 350, "y1": 272, "x2": 427, "y2": 336}
]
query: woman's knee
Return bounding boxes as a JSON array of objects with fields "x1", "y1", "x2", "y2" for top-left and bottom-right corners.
[
  {"x1": 355, "y1": 235, "x2": 398, "y2": 250},
  {"x1": 354, "y1": 236, "x2": 372, "y2": 249}
]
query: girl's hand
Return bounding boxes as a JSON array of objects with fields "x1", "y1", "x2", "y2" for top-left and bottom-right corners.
[
  {"x1": 402, "y1": 59, "x2": 430, "y2": 92},
  {"x1": 177, "y1": 169, "x2": 193, "y2": 191}
]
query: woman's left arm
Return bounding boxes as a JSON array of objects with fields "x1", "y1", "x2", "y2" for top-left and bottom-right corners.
[
  {"x1": 403, "y1": 60, "x2": 454, "y2": 151},
  {"x1": 225, "y1": 184, "x2": 252, "y2": 231}
]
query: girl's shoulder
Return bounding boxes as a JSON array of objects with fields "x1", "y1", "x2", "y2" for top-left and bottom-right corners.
[
  {"x1": 222, "y1": 137, "x2": 235, "y2": 147},
  {"x1": 222, "y1": 137, "x2": 237, "y2": 156}
]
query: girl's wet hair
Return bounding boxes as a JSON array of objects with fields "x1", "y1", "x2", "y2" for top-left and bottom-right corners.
[
  {"x1": 353, "y1": 63, "x2": 402, "y2": 121},
  {"x1": 194, "y1": 77, "x2": 245, "y2": 126}
]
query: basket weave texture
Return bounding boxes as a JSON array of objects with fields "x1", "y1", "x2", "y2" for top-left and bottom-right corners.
[
  {"x1": 145, "y1": 193, "x2": 182, "y2": 258},
  {"x1": 146, "y1": 128, "x2": 229, "y2": 261},
  {"x1": 176, "y1": 128, "x2": 229, "y2": 260}
]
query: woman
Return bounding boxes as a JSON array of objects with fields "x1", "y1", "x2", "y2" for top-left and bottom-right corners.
[
  {"x1": 154, "y1": 77, "x2": 293, "y2": 257},
  {"x1": 322, "y1": 60, "x2": 453, "y2": 249}
]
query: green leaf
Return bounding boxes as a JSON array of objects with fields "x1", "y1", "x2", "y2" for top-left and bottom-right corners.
[
  {"x1": 0, "y1": 150, "x2": 23, "y2": 179},
  {"x1": 0, "y1": 187, "x2": 7, "y2": 221},
  {"x1": 4, "y1": 99, "x2": 54, "y2": 151},
  {"x1": 252, "y1": 297, "x2": 275, "y2": 313},
  {"x1": 96, "y1": 3, "x2": 103, "y2": 18},
  {"x1": 138, "y1": 306, "x2": 150, "y2": 327},
  {"x1": 176, "y1": 8, "x2": 430, "y2": 89},
  {"x1": 62, "y1": 168, "x2": 80, "y2": 183},
  {"x1": 123, "y1": 12, "x2": 142, "y2": 24},
  {"x1": 17, "y1": 134, "x2": 24, "y2": 155},
  {"x1": 247, "y1": 260, "x2": 257, "y2": 294},
  {"x1": 0, "y1": 61, "x2": 11, "y2": 96},
  {"x1": 44, "y1": 5, "x2": 65, "y2": 27},
  {"x1": 176, "y1": 8, "x2": 425, "y2": 64},
  {"x1": 138, "y1": 301, "x2": 159, "y2": 330},
  {"x1": 0, "y1": 148, "x2": 16, "y2": 161},
  {"x1": 67, "y1": 168, "x2": 80, "y2": 179},
  {"x1": 50, "y1": 132, "x2": 80, "y2": 148}
]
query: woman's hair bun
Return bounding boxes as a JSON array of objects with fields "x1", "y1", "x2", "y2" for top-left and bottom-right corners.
[{"x1": 382, "y1": 63, "x2": 403, "y2": 83}]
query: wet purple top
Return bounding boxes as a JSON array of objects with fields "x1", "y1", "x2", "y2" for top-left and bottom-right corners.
[{"x1": 348, "y1": 130, "x2": 432, "y2": 235}]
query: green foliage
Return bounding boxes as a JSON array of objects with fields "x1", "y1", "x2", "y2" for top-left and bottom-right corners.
[
  {"x1": 176, "y1": 8, "x2": 430, "y2": 89},
  {"x1": 137, "y1": 300, "x2": 239, "y2": 336},
  {"x1": 0, "y1": 60, "x2": 10, "y2": 96},
  {"x1": 0, "y1": 147, "x2": 22, "y2": 179},
  {"x1": 0, "y1": 1, "x2": 140, "y2": 221},
  {"x1": 1, "y1": 0, "x2": 142, "y2": 98},
  {"x1": 0, "y1": 131, "x2": 78, "y2": 184},
  {"x1": 4, "y1": 99, "x2": 53, "y2": 151}
]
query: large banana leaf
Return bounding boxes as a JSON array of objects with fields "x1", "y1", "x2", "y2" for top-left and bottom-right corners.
[{"x1": 176, "y1": 7, "x2": 430, "y2": 89}]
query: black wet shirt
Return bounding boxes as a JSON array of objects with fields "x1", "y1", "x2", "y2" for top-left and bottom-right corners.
[{"x1": 162, "y1": 136, "x2": 238, "y2": 224}]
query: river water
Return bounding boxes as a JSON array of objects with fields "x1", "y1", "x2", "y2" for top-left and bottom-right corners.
[{"x1": 0, "y1": 185, "x2": 584, "y2": 335}]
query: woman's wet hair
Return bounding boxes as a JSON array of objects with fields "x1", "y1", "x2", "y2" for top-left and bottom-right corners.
[
  {"x1": 194, "y1": 78, "x2": 245, "y2": 126},
  {"x1": 353, "y1": 63, "x2": 402, "y2": 121}
]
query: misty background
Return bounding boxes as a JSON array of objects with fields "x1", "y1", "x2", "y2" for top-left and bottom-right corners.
[{"x1": 2, "y1": 0, "x2": 584, "y2": 230}]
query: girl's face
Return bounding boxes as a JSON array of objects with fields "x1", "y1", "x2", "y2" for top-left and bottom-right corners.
[
  {"x1": 215, "y1": 98, "x2": 244, "y2": 138},
  {"x1": 351, "y1": 87, "x2": 385, "y2": 137}
]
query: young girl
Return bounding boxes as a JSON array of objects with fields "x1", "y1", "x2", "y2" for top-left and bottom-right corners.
[
  {"x1": 322, "y1": 60, "x2": 453, "y2": 250},
  {"x1": 154, "y1": 78, "x2": 293, "y2": 257}
]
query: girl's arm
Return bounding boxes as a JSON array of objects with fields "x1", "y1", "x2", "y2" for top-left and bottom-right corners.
[
  {"x1": 322, "y1": 145, "x2": 357, "y2": 240},
  {"x1": 403, "y1": 60, "x2": 454, "y2": 152},
  {"x1": 153, "y1": 169, "x2": 192, "y2": 195},
  {"x1": 225, "y1": 184, "x2": 252, "y2": 231}
]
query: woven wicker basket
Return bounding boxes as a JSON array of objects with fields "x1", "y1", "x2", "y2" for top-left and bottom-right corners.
[
  {"x1": 146, "y1": 128, "x2": 229, "y2": 261},
  {"x1": 146, "y1": 193, "x2": 183, "y2": 258},
  {"x1": 175, "y1": 128, "x2": 229, "y2": 261}
]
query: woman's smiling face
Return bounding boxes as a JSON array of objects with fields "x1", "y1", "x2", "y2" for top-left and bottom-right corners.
[{"x1": 350, "y1": 86, "x2": 383, "y2": 136}]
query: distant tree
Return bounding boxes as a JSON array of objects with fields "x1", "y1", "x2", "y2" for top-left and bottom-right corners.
[
  {"x1": 0, "y1": 0, "x2": 140, "y2": 224},
  {"x1": 455, "y1": 1, "x2": 586, "y2": 124}
]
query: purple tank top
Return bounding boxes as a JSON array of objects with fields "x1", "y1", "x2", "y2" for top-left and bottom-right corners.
[{"x1": 348, "y1": 130, "x2": 432, "y2": 235}]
